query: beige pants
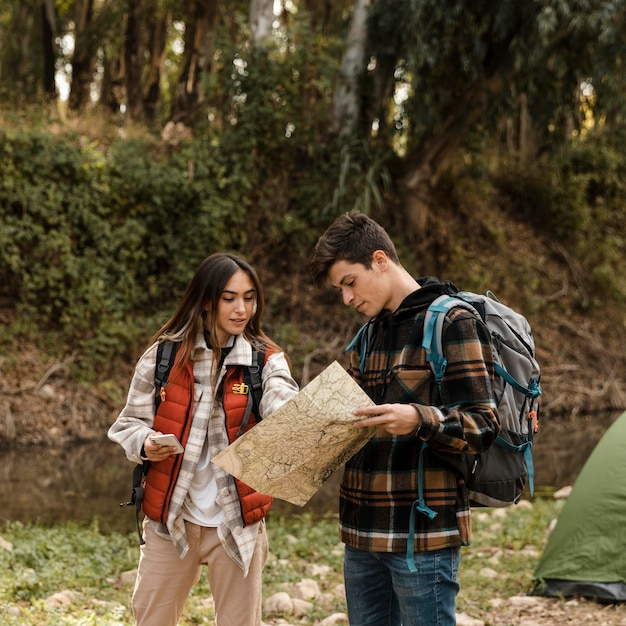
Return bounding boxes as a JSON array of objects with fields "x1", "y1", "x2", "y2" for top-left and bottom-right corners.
[{"x1": 131, "y1": 520, "x2": 268, "y2": 626}]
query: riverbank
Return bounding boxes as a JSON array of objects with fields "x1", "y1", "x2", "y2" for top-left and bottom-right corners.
[
  {"x1": 1, "y1": 409, "x2": 624, "y2": 535},
  {"x1": 1, "y1": 501, "x2": 625, "y2": 625}
]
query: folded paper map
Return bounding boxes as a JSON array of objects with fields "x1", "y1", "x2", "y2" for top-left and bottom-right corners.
[{"x1": 212, "y1": 360, "x2": 376, "y2": 506}]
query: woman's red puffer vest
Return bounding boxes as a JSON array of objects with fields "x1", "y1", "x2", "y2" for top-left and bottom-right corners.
[{"x1": 142, "y1": 347, "x2": 275, "y2": 526}]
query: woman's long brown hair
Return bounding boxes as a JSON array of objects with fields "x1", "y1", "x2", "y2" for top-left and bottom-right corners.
[{"x1": 149, "y1": 253, "x2": 279, "y2": 379}]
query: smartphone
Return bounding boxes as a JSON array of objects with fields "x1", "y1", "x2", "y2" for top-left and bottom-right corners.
[{"x1": 149, "y1": 433, "x2": 184, "y2": 454}]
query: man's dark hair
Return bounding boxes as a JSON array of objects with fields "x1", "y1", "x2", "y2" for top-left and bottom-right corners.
[{"x1": 310, "y1": 212, "x2": 399, "y2": 285}]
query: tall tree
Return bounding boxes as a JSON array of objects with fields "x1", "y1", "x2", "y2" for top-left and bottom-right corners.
[
  {"x1": 169, "y1": 0, "x2": 220, "y2": 126},
  {"x1": 68, "y1": 0, "x2": 96, "y2": 111},
  {"x1": 144, "y1": 2, "x2": 171, "y2": 122},
  {"x1": 0, "y1": 1, "x2": 48, "y2": 103},
  {"x1": 249, "y1": 0, "x2": 274, "y2": 47},
  {"x1": 331, "y1": 0, "x2": 626, "y2": 234},
  {"x1": 41, "y1": 0, "x2": 57, "y2": 98},
  {"x1": 330, "y1": 0, "x2": 369, "y2": 136},
  {"x1": 124, "y1": 0, "x2": 145, "y2": 120}
]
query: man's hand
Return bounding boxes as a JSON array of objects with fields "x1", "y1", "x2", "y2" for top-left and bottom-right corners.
[{"x1": 352, "y1": 403, "x2": 420, "y2": 436}]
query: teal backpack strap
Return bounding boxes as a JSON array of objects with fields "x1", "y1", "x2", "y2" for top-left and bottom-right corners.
[
  {"x1": 423, "y1": 296, "x2": 465, "y2": 387},
  {"x1": 346, "y1": 321, "x2": 372, "y2": 373},
  {"x1": 406, "y1": 442, "x2": 438, "y2": 573},
  {"x1": 493, "y1": 434, "x2": 535, "y2": 496},
  {"x1": 494, "y1": 363, "x2": 542, "y2": 398}
]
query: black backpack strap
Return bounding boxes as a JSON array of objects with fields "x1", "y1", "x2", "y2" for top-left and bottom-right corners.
[
  {"x1": 121, "y1": 340, "x2": 180, "y2": 545},
  {"x1": 120, "y1": 462, "x2": 148, "y2": 545},
  {"x1": 236, "y1": 348, "x2": 266, "y2": 438},
  {"x1": 246, "y1": 348, "x2": 265, "y2": 417},
  {"x1": 155, "y1": 340, "x2": 179, "y2": 411}
]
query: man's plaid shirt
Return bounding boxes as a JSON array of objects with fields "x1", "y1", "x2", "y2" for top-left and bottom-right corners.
[{"x1": 340, "y1": 277, "x2": 500, "y2": 554}]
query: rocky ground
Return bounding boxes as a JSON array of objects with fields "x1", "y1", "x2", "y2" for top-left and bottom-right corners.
[{"x1": 261, "y1": 590, "x2": 626, "y2": 626}]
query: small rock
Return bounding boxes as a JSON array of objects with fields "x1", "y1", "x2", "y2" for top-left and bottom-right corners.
[
  {"x1": 456, "y1": 611, "x2": 485, "y2": 626},
  {"x1": 488, "y1": 550, "x2": 503, "y2": 565},
  {"x1": 479, "y1": 567, "x2": 499, "y2": 578},
  {"x1": 305, "y1": 563, "x2": 332, "y2": 578},
  {"x1": 45, "y1": 589, "x2": 78, "y2": 608},
  {"x1": 508, "y1": 595, "x2": 542, "y2": 607},
  {"x1": 317, "y1": 613, "x2": 349, "y2": 626},
  {"x1": 37, "y1": 384, "x2": 57, "y2": 400},
  {"x1": 263, "y1": 591, "x2": 293, "y2": 614},
  {"x1": 291, "y1": 578, "x2": 320, "y2": 600},
  {"x1": 119, "y1": 569, "x2": 137, "y2": 585},
  {"x1": 521, "y1": 544, "x2": 540, "y2": 557},
  {"x1": 332, "y1": 583, "x2": 346, "y2": 600},
  {"x1": 516, "y1": 499, "x2": 534, "y2": 509},
  {"x1": 291, "y1": 597, "x2": 313, "y2": 615},
  {"x1": 553, "y1": 485, "x2": 573, "y2": 499},
  {"x1": 316, "y1": 591, "x2": 337, "y2": 609},
  {"x1": 0, "y1": 535, "x2": 13, "y2": 551}
]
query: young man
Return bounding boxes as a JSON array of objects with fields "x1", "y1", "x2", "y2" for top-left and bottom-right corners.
[{"x1": 310, "y1": 212, "x2": 500, "y2": 626}]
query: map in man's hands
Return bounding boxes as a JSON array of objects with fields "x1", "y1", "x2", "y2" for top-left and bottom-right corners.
[{"x1": 212, "y1": 361, "x2": 376, "y2": 506}]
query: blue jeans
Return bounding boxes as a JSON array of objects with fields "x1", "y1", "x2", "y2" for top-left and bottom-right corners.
[{"x1": 343, "y1": 545, "x2": 460, "y2": 626}]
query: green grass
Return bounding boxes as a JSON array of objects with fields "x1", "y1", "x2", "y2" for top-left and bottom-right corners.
[
  {"x1": 0, "y1": 501, "x2": 563, "y2": 625},
  {"x1": 457, "y1": 499, "x2": 562, "y2": 616}
]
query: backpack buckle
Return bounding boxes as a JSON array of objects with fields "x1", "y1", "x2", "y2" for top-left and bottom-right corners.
[{"x1": 232, "y1": 382, "x2": 249, "y2": 395}]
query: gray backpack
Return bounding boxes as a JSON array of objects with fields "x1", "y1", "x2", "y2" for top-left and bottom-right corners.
[{"x1": 423, "y1": 291, "x2": 542, "y2": 507}]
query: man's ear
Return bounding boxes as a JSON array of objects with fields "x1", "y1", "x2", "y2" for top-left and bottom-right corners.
[{"x1": 371, "y1": 249, "x2": 388, "y2": 269}]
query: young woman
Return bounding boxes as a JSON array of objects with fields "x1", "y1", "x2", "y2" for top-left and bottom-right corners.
[{"x1": 108, "y1": 253, "x2": 299, "y2": 626}]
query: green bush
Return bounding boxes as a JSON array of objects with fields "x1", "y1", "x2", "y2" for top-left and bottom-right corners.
[
  {"x1": 0, "y1": 129, "x2": 269, "y2": 375},
  {"x1": 494, "y1": 127, "x2": 626, "y2": 306},
  {"x1": 2, "y1": 120, "x2": 625, "y2": 383}
]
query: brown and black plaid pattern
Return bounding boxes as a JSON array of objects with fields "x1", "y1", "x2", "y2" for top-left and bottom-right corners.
[{"x1": 340, "y1": 281, "x2": 500, "y2": 554}]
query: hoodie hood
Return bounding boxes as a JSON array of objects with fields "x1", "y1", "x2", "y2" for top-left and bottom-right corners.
[
  {"x1": 391, "y1": 276, "x2": 458, "y2": 319},
  {"x1": 346, "y1": 276, "x2": 459, "y2": 375}
]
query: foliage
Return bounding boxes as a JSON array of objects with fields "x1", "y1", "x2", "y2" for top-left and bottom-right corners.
[
  {"x1": 365, "y1": 0, "x2": 626, "y2": 155},
  {"x1": 458, "y1": 500, "x2": 564, "y2": 613},
  {"x1": 0, "y1": 519, "x2": 135, "y2": 623},
  {"x1": 493, "y1": 126, "x2": 626, "y2": 306},
  {"x1": 0, "y1": 127, "x2": 271, "y2": 375},
  {"x1": 1, "y1": 116, "x2": 625, "y2": 384},
  {"x1": 0, "y1": 501, "x2": 574, "y2": 625}
]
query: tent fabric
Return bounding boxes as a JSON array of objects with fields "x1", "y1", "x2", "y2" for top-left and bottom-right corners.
[{"x1": 533, "y1": 410, "x2": 626, "y2": 603}]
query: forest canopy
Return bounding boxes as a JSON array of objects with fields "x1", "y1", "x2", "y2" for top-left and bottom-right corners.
[{"x1": 0, "y1": 1, "x2": 625, "y2": 419}]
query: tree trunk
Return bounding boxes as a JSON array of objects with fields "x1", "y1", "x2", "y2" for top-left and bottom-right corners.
[
  {"x1": 100, "y1": 47, "x2": 124, "y2": 114},
  {"x1": 169, "y1": 0, "x2": 219, "y2": 126},
  {"x1": 398, "y1": 78, "x2": 502, "y2": 235},
  {"x1": 41, "y1": 0, "x2": 57, "y2": 99},
  {"x1": 124, "y1": 1, "x2": 144, "y2": 121},
  {"x1": 330, "y1": 0, "x2": 370, "y2": 136},
  {"x1": 68, "y1": 0, "x2": 95, "y2": 111},
  {"x1": 249, "y1": 0, "x2": 273, "y2": 47},
  {"x1": 144, "y1": 4, "x2": 170, "y2": 123}
]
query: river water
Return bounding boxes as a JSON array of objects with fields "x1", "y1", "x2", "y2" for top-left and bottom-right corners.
[{"x1": 0, "y1": 411, "x2": 621, "y2": 534}]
